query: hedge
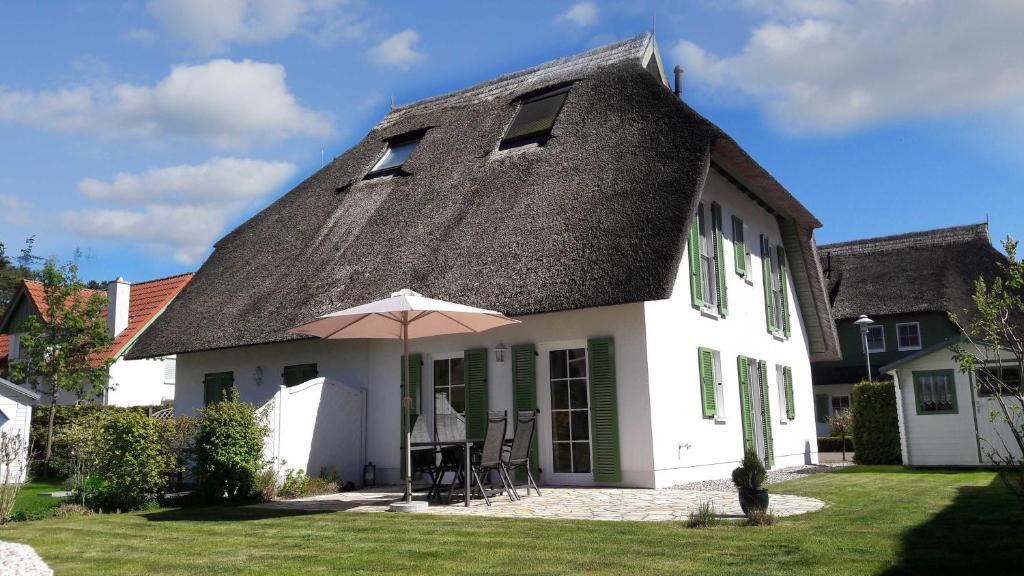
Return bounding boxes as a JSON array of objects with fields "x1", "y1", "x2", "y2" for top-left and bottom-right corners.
[
  {"x1": 852, "y1": 380, "x2": 902, "y2": 464},
  {"x1": 817, "y1": 436, "x2": 855, "y2": 452}
]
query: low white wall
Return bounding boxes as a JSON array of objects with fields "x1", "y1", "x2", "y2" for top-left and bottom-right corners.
[{"x1": 0, "y1": 388, "x2": 33, "y2": 483}]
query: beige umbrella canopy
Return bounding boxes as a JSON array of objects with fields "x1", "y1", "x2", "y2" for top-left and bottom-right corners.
[{"x1": 288, "y1": 289, "x2": 520, "y2": 504}]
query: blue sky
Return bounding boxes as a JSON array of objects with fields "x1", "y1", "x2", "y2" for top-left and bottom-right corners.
[{"x1": 1, "y1": 1, "x2": 1022, "y2": 283}]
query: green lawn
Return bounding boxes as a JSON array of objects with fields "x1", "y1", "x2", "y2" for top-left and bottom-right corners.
[
  {"x1": 1, "y1": 467, "x2": 1020, "y2": 575},
  {"x1": 10, "y1": 480, "x2": 65, "y2": 521}
]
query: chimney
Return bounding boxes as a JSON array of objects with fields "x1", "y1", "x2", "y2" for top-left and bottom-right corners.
[
  {"x1": 108, "y1": 277, "x2": 130, "y2": 338},
  {"x1": 673, "y1": 65, "x2": 683, "y2": 98}
]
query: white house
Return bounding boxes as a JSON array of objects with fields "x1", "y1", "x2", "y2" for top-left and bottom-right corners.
[
  {"x1": 0, "y1": 376, "x2": 39, "y2": 483},
  {"x1": 128, "y1": 34, "x2": 840, "y2": 488},
  {"x1": 0, "y1": 273, "x2": 193, "y2": 407},
  {"x1": 884, "y1": 339, "x2": 1024, "y2": 467}
]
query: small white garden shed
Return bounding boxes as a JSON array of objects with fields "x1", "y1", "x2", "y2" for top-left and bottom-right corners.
[
  {"x1": 883, "y1": 339, "x2": 1024, "y2": 467},
  {"x1": 0, "y1": 376, "x2": 40, "y2": 482}
]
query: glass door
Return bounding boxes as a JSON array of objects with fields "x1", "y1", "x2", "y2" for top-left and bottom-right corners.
[{"x1": 546, "y1": 347, "x2": 592, "y2": 480}]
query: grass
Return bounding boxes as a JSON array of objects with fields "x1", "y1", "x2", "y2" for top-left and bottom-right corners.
[
  {"x1": 9, "y1": 480, "x2": 66, "y2": 521},
  {"x1": 0, "y1": 467, "x2": 1021, "y2": 575}
]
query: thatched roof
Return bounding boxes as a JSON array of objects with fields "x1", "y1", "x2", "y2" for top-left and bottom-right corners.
[
  {"x1": 128, "y1": 34, "x2": 838, "y2": 361},
  {"x1": 819, "y1": 223, "x2": 1006, "y2": 321}
]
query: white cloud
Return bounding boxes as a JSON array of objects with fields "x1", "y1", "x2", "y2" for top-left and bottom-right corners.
[
  {"x1": 148, "y1": 0, "x2": 365, "y2": 54},
  {"x1": 674, "y1": 1, "x2": 1024, "y2": 134},
  {"x1": 556, "y1": 2, "x2": 599, "y2": 27},
  {"x1": 0, "y1": 59, "x2": 332, "y2": 148},
  {"x1": 63, "y1": 157, "x2": 297, "y2": 263},
  {"x1": 123, "y1": 27, "x2": 158, "y2": 46},
  {"x1": 369, "y1": 29, "x2": 425, "y2": 71},
  {"x1": 0, "y1": 194, "x2": 31, "y2": 225}
]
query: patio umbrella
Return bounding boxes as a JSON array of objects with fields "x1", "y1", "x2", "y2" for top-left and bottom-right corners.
[{"x1": 288, "y1": 289, "x2": 519, "y2": 505}]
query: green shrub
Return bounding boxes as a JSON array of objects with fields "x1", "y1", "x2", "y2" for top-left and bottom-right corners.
[
  {"x1": 91, "y1": 411, "x2": 173, "y2": 511},
  {"x1": 194, "y1": 392, "x2": 269, "y2": 502},
  {"x1": 746, "y1": 508, "x2": 776, "y2": 527},
  {"x1": 276, "y1": 468, "x2": 340, "y2": 500},
  {"x1": 731, "y1": 449, "x2": 767, "y2": 492},
  {"x1": 817, "y1": 436, "x2": 855, "y2": 452},
  {"x1": 31, "y1": 404, "x2": 161, "y2": 477},
  {"x1": 686, "y1": 500, "x2": 718, "y2": 528},
  {"x1": 852, "y1": 380, "x2": 902, "y2": 464}
]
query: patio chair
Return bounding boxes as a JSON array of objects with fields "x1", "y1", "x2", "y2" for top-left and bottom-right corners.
[
  {"x1": 451, "y1": 411, "x2": 514, "y2": 505},
  {"x1": 504, "y1": 410, "x2": 541, "y2": 499}
]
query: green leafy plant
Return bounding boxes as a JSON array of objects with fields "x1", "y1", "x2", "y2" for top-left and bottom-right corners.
[
  {"x1": 90, "y1": 411, "x2": 173, "y2": 511},
  {"x1": 686, "y1": 500, "x2": 718, "y2": 528},
  {"x1": 852, "y1": 380, "x2": 902, "y2": 464},
  {"x1": 731, "y1": 449, "x2": 767, "y2": 492},
  {"x1": 256, "y1": 467, "x2": 278, "y2": 502},
  {"x1": 194, "y1": 390, "x2": 269, "y2": 502},
  {"x1": 826, "y1": 407, "x2": 854, "y2": 461},
  {"x1": 0, "y1": 430, "x2": 29, "y2": 524},
  {"x1": 746, "y1": 508, "x2": 776, "y2": 527},
  {"x1": 817, "y1": 436, "x2": 855, "y2": 452},
  {"x1": 276, "y1": 468, "x2": 339, "y2": 500}
]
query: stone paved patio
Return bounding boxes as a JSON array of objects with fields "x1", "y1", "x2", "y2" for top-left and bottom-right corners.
[{"x1": 253, "y1": 486, "x2": 825, "y2": 522}]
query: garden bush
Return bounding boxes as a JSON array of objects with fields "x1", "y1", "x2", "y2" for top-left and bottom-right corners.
[
  {"x1": 817, "y1": 436, "x2": 855, "y2": 452},
  {"x1": 90, "y1": 410, "x2": 173, "y2": 511},
  {"x1": 31, "y1": 404, "x2": 162, "y2": 477},
  {"x1": 852, "y1": 380, "x2": 902, "y2": 464},
  {"x1": 194, "y1": 391, "x2": 269, "y2": 502}
]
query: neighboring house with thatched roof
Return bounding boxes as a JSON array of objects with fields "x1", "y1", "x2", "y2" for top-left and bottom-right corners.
[
  {"x1": 811, "y1": 223, "x2": 1006, "y2": 435},
  {"x1": 0, "y1": 273, "x2": 193, "y2": 406},
  {"x1": 129, "y1": 33, "x2": 839, "y2": 488}
]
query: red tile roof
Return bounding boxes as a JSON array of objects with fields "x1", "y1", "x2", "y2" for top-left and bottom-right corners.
[
  {"x1": 0, "y1": 334, "x2": 8, "y2": 374},
  {"x1": 15, "y1": 273, "x2": 193, "y2": 360}
]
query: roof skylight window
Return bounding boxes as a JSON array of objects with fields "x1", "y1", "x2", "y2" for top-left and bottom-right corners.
[
  {"x1": 500, "y1": 86, "x2": 570, "y2": 149},
  {"x1": 367, "y1": 137, "x2": 420, "y2": 176}
]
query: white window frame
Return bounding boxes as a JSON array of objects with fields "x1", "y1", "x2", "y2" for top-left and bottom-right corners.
[
  {"x1": 896, "y1": 322, "x2": 922, "y2": 351},
  {"x1": 712, "y1": 350, "x2": 727, "y2": 422},
  {"x1": 830, "y1": 395, "x2": 851, "y2": 415},
  {"x1": 863, "y1": 325, "x2": 885, "y2": 353},
  {"x1": 775, "y1": 364, "x2": 788, "y2": 424},
  {"x1": 697, "y1": 203, "x2": 718, "y2": 312}
]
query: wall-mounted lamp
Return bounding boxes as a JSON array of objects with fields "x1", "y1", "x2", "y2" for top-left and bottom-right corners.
[{"x1": 494, "y1": 342, "x2": 508, "y2": 366}]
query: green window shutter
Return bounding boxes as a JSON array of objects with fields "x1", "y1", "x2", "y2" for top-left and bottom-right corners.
[
  {"x1": 760, "y1": 235, "x2": 775, "y2": 333},
  {"x1": 777, "y1": 246, "x2": 792, "y2": 337},
  {"x1": 203, "y1": 372, "x2": 234, "y2": 406},
  {"x1": 511, "y1": 343, "x2": 539, "y2": 479},
  {"x1": 737, "y1": 356, "x2": 754, "y2": 451},
  {"x1": 711, "y1": 203, "x2": 728, "y2": 317},
  {"x1": 758, "y1": 360, "x2": 775, "y2": 468},
  {"x1": 688, "y1": 215, "x2": 703, "y2": 309},
  {"x1": 282, "y1": 363, "x2": 318, "y2": 387},
  {"x1": 398, "y1": 354, "x2": 422, "y2": 480},
  {"x1": 588, "y1": 337, "x2": 621, "y2": 483},
  {"x1": 464, "y1": 348, "x2": 489, "y2": 439},
  {"x1": 698, "y1": 347, "x2": 716, "y2": 418},
  {"x1": 784, "y1": 366, "x2": 795, "y2": 420},
  {"x1": 732, "y1": 216, "x2": 746, "y2": 276},
  {"x1": 815, "y1": 394, "x2": 830, "y2": 423}
]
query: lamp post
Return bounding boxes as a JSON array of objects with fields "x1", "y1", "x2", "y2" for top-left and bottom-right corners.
[{"x1": 854, "y1": 315, "x2": 875, "y2": 382}]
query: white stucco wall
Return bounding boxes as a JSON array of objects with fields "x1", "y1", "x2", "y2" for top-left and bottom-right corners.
[
  {"x1": 891, "y1": 349, "x2": 1023, "y2": 467},
  {"x1": 105, "y1": 356, "x2": 175, "y2": 407},
  {"x1": 0, "y1": 385, "x2": 34, "y2": 483},
  {"x1": 175, "y1": 303, "x2": 656, "y2": 487},
  {"x1": 644, "y1": 169, "x2": 818, "y2": 487}
]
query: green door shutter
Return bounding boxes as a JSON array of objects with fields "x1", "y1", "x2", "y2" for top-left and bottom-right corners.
[
  {"x1": 761, "y1": 235, "x2": 775, "y2": 334},
  {"x1": 399, "y1": 353, "x2": 422, "y2": 480},
  {"x1": 737, "y1": 356, "x2": 754, "y2": 451},
  {"x1": 758, "y1": 360, "x2": 775, "y2": 468},
  {"x1": 732, "y1": 216, "x2": 746, "y2": 276},
  {"x1": 511, "y1": 343, "x2": 539, "y2": 479},
  {"x1": 464, "y1": 348, "x2": 489, "y2": 440},
  {"x1": 711, "y1": 203, "x2": 728, "y2": 316},
  {"x1": 588, "y1": 337, "x2": 620, "y2": 483},
  {"x1": 777, "y1": 246, "x2": 791, "y2": 337},
  {"x1": 698, "y1": 347, "x2": 716, "y2": 418},
  {"x1": 689, "y1": 216, "x2": 703, "y2": 309},
  {"x1": 784, "y1": 366, "x2": 795, "y2": 420},
  {"x1": 815, "y1": 394, "x2": 830, "y2": 423}
]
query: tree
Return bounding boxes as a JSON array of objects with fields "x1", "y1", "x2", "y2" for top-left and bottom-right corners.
[
  {"x1": 10, "y1": 259, "x2": 112, "y2": 465},
  {"x1": 0, "y1": 236, "x2": 41, "y2": 311},
  {"x1": 826, "y1": 407, "x2": 853, "y2": 462},
  {"x1": 950, "y1": 236, "x2": 1024, "y2": 505}
]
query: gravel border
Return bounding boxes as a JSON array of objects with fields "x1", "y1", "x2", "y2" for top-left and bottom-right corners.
[
  {"x1": 671, "y1": 463, "x2": 852, "y2": 492},
  {"x1": 0, "y1": 541, "x2": 53, "y2": 576}
]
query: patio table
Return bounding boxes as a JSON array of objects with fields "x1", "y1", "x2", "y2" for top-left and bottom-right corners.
[{"x1": 410, "y1": 440, "x2": 477, "y2": 507}]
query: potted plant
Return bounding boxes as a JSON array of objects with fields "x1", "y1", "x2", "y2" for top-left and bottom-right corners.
[{"x1": 731, "y1": 449, "x2": 769, "y2": 514}]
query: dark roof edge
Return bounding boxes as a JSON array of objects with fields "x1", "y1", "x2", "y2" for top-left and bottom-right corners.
[
  {"x1": 821, "y1": 223, "x2": 990, "y2": 255},
  {"x1": 0, "y1": 284, "x2": 32, "y2": 334}
]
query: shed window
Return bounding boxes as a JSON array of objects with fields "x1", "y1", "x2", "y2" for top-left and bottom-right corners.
[
  {"x1": 976, "y1": 365, "x2": 1021, "y2": 397},
  {"x1": 368, "y1": 138, "x2": 420, "y2": 176},
  {"x1": 896, "y1": 322, "x2": 921, "y2": 351},
  {"x1": 282, "y1": 363, "x2": 318, "y2": 387},
  {"x1": 501, "y1": 87, "x2": 569, "y2": 148},
  {"x1": 913, "y1": 370, "x2": 957, "y2": 414},
  {"x1": 0, "y1": 408, "x2": 7, "y2": 427}
]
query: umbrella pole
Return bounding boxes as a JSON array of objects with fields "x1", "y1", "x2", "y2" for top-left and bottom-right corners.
[{"x1": 403, "y1": 318, "x2": 412, "y2": 503}]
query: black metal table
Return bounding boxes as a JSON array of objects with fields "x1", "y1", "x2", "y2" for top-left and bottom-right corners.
[{"x1": 410, "y1": 440, "x2": 475, "y2": 507}]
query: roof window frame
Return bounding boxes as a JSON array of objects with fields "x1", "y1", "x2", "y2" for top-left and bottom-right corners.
[
  {"x1": 365, "y1": 130, "x2": 426, "y2": 179},
  {"x1": 499, "y1": 84, "x2": 572, "y2": 150}
]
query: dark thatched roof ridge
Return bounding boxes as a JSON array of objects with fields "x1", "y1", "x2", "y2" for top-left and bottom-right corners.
[
  {"x1": 819, "y1": 223, "x2": 1006, "y2": 320},
  {"x1": 128, "y1": 34, "x2": 839, "y2": 360}
]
